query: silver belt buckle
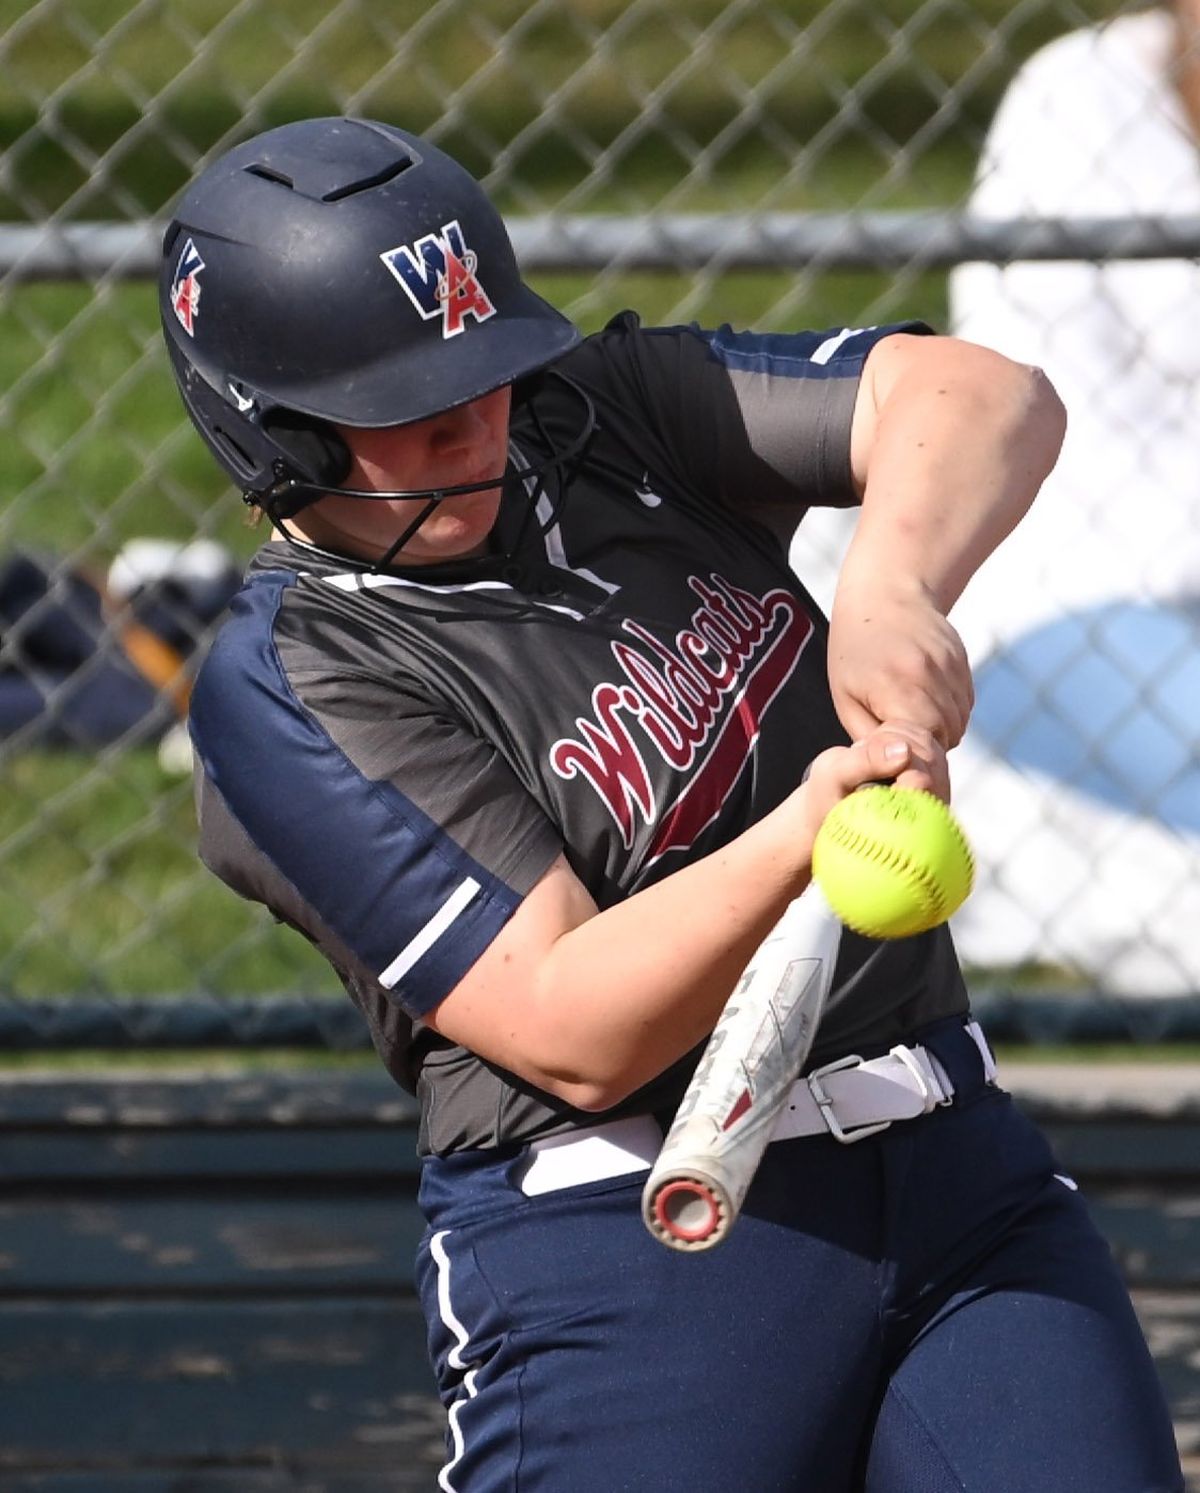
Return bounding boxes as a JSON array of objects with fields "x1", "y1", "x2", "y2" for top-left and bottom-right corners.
[{"x1": 806, "y1": 1054, "x2": 894, "y2": 1145}]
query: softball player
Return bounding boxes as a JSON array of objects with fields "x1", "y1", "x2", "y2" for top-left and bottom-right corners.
[{"x1": 160, "y1": 117, "x2": 1183, "y2": 1491}]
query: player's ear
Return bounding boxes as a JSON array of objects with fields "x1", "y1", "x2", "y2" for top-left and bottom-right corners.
[{"x1": 261, "y1": 409, "x2": 352, "y2": 493}]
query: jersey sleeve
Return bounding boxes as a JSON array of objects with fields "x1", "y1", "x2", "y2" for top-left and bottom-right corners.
[
  {"x1": 566, "y1": 311, "x2": 934, "y2": 514},
  {"x1": 188, "y1": 570, "x2": 562, "y2": 1021}
]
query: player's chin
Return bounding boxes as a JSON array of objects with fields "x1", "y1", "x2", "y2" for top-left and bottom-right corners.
[{"x1": 416, "y1": 493, "x2": 502, "y2": 558}]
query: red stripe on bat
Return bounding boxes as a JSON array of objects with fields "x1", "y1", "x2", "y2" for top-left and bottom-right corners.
[{"x1": 723, "y1": 1088, "x2": 753, "y2": 1130}]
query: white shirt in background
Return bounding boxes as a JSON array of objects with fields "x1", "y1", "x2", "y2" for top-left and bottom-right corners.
[{"x1": 795, "y1": 10, "x2": 1200, "y2": 993}]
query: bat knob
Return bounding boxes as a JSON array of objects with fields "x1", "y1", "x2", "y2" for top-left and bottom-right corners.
[{"x1": 647, "y1": 1177, "x2": 728, "y2": 1250}]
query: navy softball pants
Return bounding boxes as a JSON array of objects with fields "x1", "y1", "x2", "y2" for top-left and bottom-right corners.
[{"x1": 416, "y1": 1020, "x2": 1183, "y2": 1491}]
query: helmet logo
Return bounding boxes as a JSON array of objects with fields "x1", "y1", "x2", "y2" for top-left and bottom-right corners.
[
  {"x1": 170, "y1": 237, "x2": 206, "y2": 337},
  {"x1": 380, "y1": 219, "x2": 497, "y2": 339}
]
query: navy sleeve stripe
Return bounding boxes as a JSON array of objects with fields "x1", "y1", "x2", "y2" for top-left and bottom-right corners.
[
  {"x1": 189, "y1": 571, "x2": 520, "y2": 1016},
  {"x1": 700, "y1": 321, "x2": 931, "y2": 378}
]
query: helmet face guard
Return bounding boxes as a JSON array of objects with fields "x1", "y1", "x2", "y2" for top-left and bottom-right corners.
[
  {"x1": 159, "y1": 117, "x2": 585, "y2": 559},
  {"x1": 263, "y1": 369, "x2": 598, "y2": 573}
]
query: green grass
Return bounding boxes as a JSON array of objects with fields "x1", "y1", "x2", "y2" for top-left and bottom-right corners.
[
  {"x1": 993, "y1": 1045, "x2": 1200, "y2": 1064},
  {"x1": 0, "y1": 0, "x2": 1120, "y2": 220},
  {"x1": 0, "y1": 747, "x2": 340, "y2": 998},
  {"x1": 0, "y1": 284, "x2": 239, "y2": 555}
]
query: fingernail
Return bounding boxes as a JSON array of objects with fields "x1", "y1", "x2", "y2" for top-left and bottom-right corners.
[{"x1": 884, "y1": 742, "x2": 908, "y2": 761}]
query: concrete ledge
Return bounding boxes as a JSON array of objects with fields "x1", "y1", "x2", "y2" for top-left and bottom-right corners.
[{"x1": 1003, "y1": 1062, "x2": 1200, "y2": 1120}]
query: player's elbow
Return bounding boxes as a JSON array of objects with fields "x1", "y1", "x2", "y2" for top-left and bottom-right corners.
[
  {"x1": 894, "y1": 334, "x2": 1067, "y2": 466},
  {"x1": 552, "y1": 1074, "x2": 639, "y2": 1113},
  {"x1": 522, "y1": 997, "x2": 681, "y2": 1112},
  {"x1": 526, "y1": 1055, "x2": 644, "y2": 1113},
  {"x1": 961, "y1": 343, "x2": 1067, "y2": 483},
  {"x1": 425, "y1": 991, "x2": 644, "y2": 1114},
  {"x1": 1012, "y1": 359, "x2": 1067, "y2": 481}
]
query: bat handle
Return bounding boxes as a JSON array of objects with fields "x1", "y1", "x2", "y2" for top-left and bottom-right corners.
[
  {"x1": 645, "y1": 1174, "x2": 729, "y2": 1249},
  {"x1": 641, "y1": 885, "x2": 842, "y2": 1253}
]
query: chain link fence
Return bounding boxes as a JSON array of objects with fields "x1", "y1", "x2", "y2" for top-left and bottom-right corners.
[{"x1": 2, "y1": 0, "x2": 1197, "y2": 1038}]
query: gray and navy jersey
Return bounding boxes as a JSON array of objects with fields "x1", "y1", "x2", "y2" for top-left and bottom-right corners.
[{"x1": 190, "y1": 313, "x2": 968, "y2": 1155}]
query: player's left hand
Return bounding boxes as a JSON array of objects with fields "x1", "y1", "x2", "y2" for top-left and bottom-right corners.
[{"x1": 826, "y1": 579, "x2": 973, "y2": 749}]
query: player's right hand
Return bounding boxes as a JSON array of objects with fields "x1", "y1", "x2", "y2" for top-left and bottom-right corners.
[
  {"x1": 797, "y1": 721, "x2": 949, "y2": 859},
  {"x1": 827, "y1": 581, "x2": 974, "y2": 751}
]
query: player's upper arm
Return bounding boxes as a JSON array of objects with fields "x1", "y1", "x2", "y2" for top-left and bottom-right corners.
[
  {"x1": 572, "y1": 315, "x2": 932, "y2": 518},
  {"x1": 423, "y1": 853, "x2": 605, "y2": 1101},
  {"x1": 189, "y1": 573, "x2": 566, "y2": 1024},
  {"x1": 847, "y1": 331, "x2": 1061, "y2": 495}
]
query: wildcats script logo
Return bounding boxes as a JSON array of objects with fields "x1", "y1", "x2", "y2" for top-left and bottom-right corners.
[
  {"x1": 550, "y1": 575, "x2": 814, "y2": 864},
  {"x1": 380, "y1": 219, "x2": 497, "y2": 339}
]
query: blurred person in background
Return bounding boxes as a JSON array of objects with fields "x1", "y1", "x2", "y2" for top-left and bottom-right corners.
[
  {"x1": 945, "y1": 0, "x2": 1200, "y2": 995},
  {"x1": 0, "y1": 537, "x2": 240, "y2": 769}
]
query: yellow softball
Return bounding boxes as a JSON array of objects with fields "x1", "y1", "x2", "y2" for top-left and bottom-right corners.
[{"x1": 812, "y1": 785, "x2": 974, "y2": 940}]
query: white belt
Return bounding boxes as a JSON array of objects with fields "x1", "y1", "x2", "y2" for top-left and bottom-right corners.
[{"x1": 516, "y1": 1023, "x2": 997, "y2": 1198}]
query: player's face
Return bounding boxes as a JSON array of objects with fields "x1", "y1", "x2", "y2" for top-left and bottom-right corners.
[{"x1": 298, "y1": 387, "x2": 513, "y2": 565}]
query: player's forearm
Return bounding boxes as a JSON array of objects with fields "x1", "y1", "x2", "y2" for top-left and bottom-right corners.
[
  {"x1": 525, "y1": 817, "x2": 809, "y2": 1109},
  {"x1": 425, "y1": 812, "x2": 808, "y2": 1112},
  {"x1": 842, "y1": 336, "x2": 1066, "y2": 613},
  {"x1": 428, "y1": 797, "x2": 820, "y2": 1112}
]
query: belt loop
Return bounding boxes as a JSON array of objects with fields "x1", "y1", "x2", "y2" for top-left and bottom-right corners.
[
  {"x1": 965, "y1": 1020, "x2": 999, "y2": 1085},
  {"x1": 919, "y1": 1018, "x2": 999, "y2": 1103},
  {"x1": 887, "y1": 1043, "x2": 949, "y2": 1111}
]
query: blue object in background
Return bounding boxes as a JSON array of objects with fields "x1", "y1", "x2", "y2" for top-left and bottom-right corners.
[{"x1": 969, "y1": 601, "x2": 1200, "y2": 837}]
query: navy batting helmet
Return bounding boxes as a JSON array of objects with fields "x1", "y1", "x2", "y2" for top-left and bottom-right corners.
[{"x1": 159, "y1": 117, "x2": 582, "y2": 520}]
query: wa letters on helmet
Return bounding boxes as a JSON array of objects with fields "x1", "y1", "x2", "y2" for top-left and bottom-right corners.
[{"x1": 159, "y1": 117, "x2": 580, "y2": 517}]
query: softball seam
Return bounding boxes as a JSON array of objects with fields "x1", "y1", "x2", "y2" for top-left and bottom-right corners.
[{"x1": 819, "y1": 823, "x2": 949, "y2": 921}]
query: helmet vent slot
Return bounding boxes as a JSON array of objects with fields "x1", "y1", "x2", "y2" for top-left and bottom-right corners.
[
  {"x1": 242, "y1": 159, "x2": 413, "y2": 203},
  {"x1": 245, "y1": 164, "x2": 294, "y2": 189},
  {"x1": 210, "y1": 423, "x2": 259, "y2": 482},
  {"x1": 321, "y1": 160, "x2": 413, "y2": 201}
]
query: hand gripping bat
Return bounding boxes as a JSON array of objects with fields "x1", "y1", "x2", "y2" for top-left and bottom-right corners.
[{"x1": 640, "y1": 882, "x2": 844, "y2": 1251}]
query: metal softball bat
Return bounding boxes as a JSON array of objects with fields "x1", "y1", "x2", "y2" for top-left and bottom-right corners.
[{"x1": 641, "y1": 884, "x2": 843, "y2": 1251}]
